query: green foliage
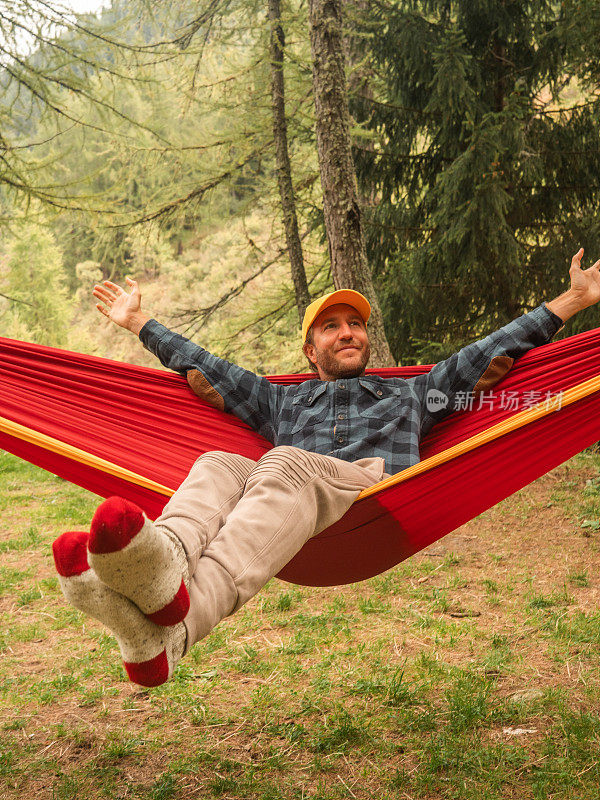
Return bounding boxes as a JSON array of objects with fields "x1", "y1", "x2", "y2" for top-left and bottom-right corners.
[
  {"x1": 0, "y1": 0, "x2": 183, "y2": 216},
  {"x1": 0, "y1": 0, "x2": 325, "y2": 366},
  {"x1": 2, "y1": 224, "x2": 70, "y2": 346},
  {"x1": 352, "y1": 0, "x2": 600, "y2": 361},
  {"x1": 9, "y1": 0, "x2": 600, "y2": 371}
]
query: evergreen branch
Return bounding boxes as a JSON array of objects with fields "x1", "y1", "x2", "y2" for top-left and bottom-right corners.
[
  {"x1": 176, "y1": 259, "x2": 278, "y2": 334},
  {"x1": 486, "y1": 41, "x2": 517, "y2": 69},
  {"x1": 32, "y1": 0, "x2": 178, "y2": 56},
  {"x1": 538, "y1": 149, "x2": 600, "y2": 155},
  {"x1": 108, "y1": 140, "x2": 274, "y2": 228},
  {"x1": 0, "y1": 60, "x2": 154, "y2": 145},
  {"x1": 0, "y1": 162, "x2": 124, "y2": 214},
  {"x1": 0, "y1": 180, "x2": 94, "y2": 211},
  {"x1": 0, "y1": 291, "x2": 34, "y2": 307},
  {"x1": 177, "y1": 56, "x2": 264, "y2": 92},
  {"x1": 6, "y1": 123, "x2": 77, "y2": 150},
  {"x1": 0, "y1": 48, "x2": 173, "y2": 146},
  {"x1": 363, "y1": 218, "x2": 437, "y2": 233},
  {"x1": 2, "y1": 14, "x2": 153, "y2": 85},
  {"x1": 170, "y1": 0, "x2": 226, "y2": 51},
  {"x1": 426, "y1": 310, "x2": 489, "y2": 333},
  {"x1": 353, "y1": 143, "x2": 448, "y2": 161},
  {"x1": 220, "y1": 295, "x2": 294, "y2": 346},
  {"x1": 188, "y1": 89, "x2": 273, "y2": 113},
  {"x1": 356, "y1": 94, "x2": 434, "y2": 115},
  {"x1": 134, "y1": 137, "x2": 246, "y2": 154},
  {"x1": 534, "y1": 98, "x2": 600, "y2": 115},
  {"x1": 218, "y1": 266, "x2": 327, "y2": 353},
  {"x1": 532, "y1": 76, "x2": 574, "y2": 112},
  {"x1": 174, "y1": 230, "x2": 312, "y2": 332},
  {"x1": 513, "y1": 220, "x2": 589, "y2": 229},
  {"x1": 167, "y1": 4, "x2": 265, "y2": 102}
]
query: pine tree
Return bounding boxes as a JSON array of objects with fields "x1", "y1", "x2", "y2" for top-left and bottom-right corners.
[{"x1": 352, "y1": 0, "x2": 600, "y2": 361}]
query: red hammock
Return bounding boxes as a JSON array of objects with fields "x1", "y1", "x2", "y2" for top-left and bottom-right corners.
[{"x1": 0, "y1": 329, "x2": 599, "y2": 586}]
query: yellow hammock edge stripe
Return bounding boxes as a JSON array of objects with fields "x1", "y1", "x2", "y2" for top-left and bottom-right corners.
[
  {"x1": 0, "y1": 373, "x2": 599, "y2": 505},
  {"x1": 0, "y1": 417, "x2": 174, "y2": 498}
]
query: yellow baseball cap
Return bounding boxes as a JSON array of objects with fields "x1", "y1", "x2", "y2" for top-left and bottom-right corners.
[{"x1": 301, "y1": 290, "x2": 371, "y2": 343}]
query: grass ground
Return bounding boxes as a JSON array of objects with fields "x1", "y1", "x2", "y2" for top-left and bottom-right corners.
[{"x1": 0, "y1": 449, "x2": 599, "y2": 800}]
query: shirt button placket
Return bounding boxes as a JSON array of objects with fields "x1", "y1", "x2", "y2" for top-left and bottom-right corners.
[{"x1": 335, "y1": 381, "x2": 349, "y2": 448}]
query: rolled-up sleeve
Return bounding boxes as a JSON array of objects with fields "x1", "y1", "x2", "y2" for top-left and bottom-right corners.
[
  {"x1": 411, "y1": 303, "x2": 563, "y2": 429},
  {"x1": 140, "y1": 319, "x2": 281, "y2": 441}
]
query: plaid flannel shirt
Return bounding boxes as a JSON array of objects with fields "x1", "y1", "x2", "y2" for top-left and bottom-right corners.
[{"x1": 140, "y1": 303, "x2": 562, "y2": 475}]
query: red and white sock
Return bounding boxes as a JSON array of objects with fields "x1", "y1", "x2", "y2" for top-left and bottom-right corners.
[
  {"x1": 87, "y1": 497, "x2": 190, "y2": 626},
  {"x1": 52, "y1": 530, "x2": 186, "y2": 687}
]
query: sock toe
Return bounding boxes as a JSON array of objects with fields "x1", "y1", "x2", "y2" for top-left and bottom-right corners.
[
  {"x1": 52, "y1": 531, "x2": 90, "y2": 577},
  {"x1": 88, "y1": 501, "x2": 190, "y2": 626},
  {"x1": 89, "y1": 496, "x2": 145, "y2": 554}
]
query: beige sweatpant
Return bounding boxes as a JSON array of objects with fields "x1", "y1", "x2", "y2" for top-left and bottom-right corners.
[{"x1": 153, "y1": 446, "x2": 386, "y2": 650}]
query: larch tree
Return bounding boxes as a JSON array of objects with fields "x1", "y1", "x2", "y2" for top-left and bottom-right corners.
[
  {"x1": 351, "y1": 0, "x2": 600, "y2": 362},
  {"x1": 0, "y1": 0, "x2": 178, "y2": 218},
  {"x1": 134, "y1": 0, "x2": 396, "y2": 362},
  {"x1": 268, "y1": 0, "x2": 310, "y2": 322}
]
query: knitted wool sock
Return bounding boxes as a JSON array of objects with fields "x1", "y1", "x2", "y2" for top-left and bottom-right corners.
[
  {"x1": 87, "y1": 497, "x2": 190, "y2": 626},
  {"x1": 53, "y1": 530, "x2": 186, "y2": 687}
]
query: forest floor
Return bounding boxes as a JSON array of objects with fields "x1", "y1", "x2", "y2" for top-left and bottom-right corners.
[{"x1": 0, "y1": 449, "x2": 599, "y2": 800}]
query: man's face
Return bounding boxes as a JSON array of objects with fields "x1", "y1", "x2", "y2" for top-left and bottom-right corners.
[{"x1": 302, "y1": 303, "x2": 370, "y2": 381}]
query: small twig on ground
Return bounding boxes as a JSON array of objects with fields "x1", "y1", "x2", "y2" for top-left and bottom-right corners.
[{"x1": 337, "y1": 775, "x2": 357, "y2": 798}]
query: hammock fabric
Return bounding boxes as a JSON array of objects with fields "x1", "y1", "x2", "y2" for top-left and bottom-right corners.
[{"x1": 1, "y1": 328, "x2": 599, "y2": 587}]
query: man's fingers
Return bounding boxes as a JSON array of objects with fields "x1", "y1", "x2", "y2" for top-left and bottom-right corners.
[
  {"x1": 103, "y1": 280, "x2": 124, "y2": 293},
  {"x1": 96, "y1": 303, "x2": 110, "y2": 317},
  {"x1": 92, "y1": 288, "x2": 107, "y2": 303},
  {"x1": 93, "y1": 285, "x2": 116, "y2": 303},
  {"x1": 125, "y1": 276, "x2": 140, "y2": 296},
  {"x1": 570, "y1": 247, "x2": 584, "y2": 270}
]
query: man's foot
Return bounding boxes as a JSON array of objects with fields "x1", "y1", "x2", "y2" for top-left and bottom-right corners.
[
  {"x1": 52, "y1": 530, "x2": 185, "y2": 687},
  {"x1": 87, "y1": 497, "x2": 190, "y2": 626}
]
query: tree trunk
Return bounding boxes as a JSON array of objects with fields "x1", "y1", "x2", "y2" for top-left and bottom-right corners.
[
  {"x1": 268, "y1": 0, "x2": 311, "y2": 323},
  {"x1": 308, "y1": 0, "x2": 394, "y2": 367},
  {"x1": 344, "y1": 0, "x2": 378, "y2": 209}
]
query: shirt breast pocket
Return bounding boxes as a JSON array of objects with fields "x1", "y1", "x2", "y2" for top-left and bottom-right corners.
[
  {"x1": 288, "y1": 384, "x2": 329, "y2": 435},
  {"x1": 357, "y1": 380, "x2": 402, "y2": 422}
]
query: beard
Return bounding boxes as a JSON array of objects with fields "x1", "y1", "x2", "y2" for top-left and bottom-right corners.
[{"x1": 314, "y1": 342, "x2": 371, "y2": 379}]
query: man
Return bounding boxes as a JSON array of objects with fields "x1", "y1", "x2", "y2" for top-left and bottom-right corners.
[{"x1": 52, "y1": 249, "x2": 600, "y2": 687}]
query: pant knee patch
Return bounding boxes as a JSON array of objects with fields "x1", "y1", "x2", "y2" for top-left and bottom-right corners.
[
  {"x1": 195, "y1": 451, "x2": 255, "y2": 486},
  {"x1": 246, "y1": 448, "x2": 340, "y2": 493}
]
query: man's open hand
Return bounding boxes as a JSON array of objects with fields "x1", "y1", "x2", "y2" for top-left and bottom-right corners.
[
  {"x1": 93, "y1": 278, "x2": 150, "y2": 335},
  {"x1": 568, "y1": 248, "x2": 600, "y2": 310},
  {"x1": 546, "y1": 249, "x2": 600, "y2": 323}
]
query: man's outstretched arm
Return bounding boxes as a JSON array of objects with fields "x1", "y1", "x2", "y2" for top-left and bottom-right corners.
[
  {"x1": 93, "y1": 278, "x2": 281, "y2": 441},
  {"x1": 412, "y1": 248, "x2": 600, "y2": 429}
]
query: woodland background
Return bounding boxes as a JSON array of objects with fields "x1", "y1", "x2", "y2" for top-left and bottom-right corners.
[{"x1": 2, "y1": 0, "x2": 600, "y2": 373}]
